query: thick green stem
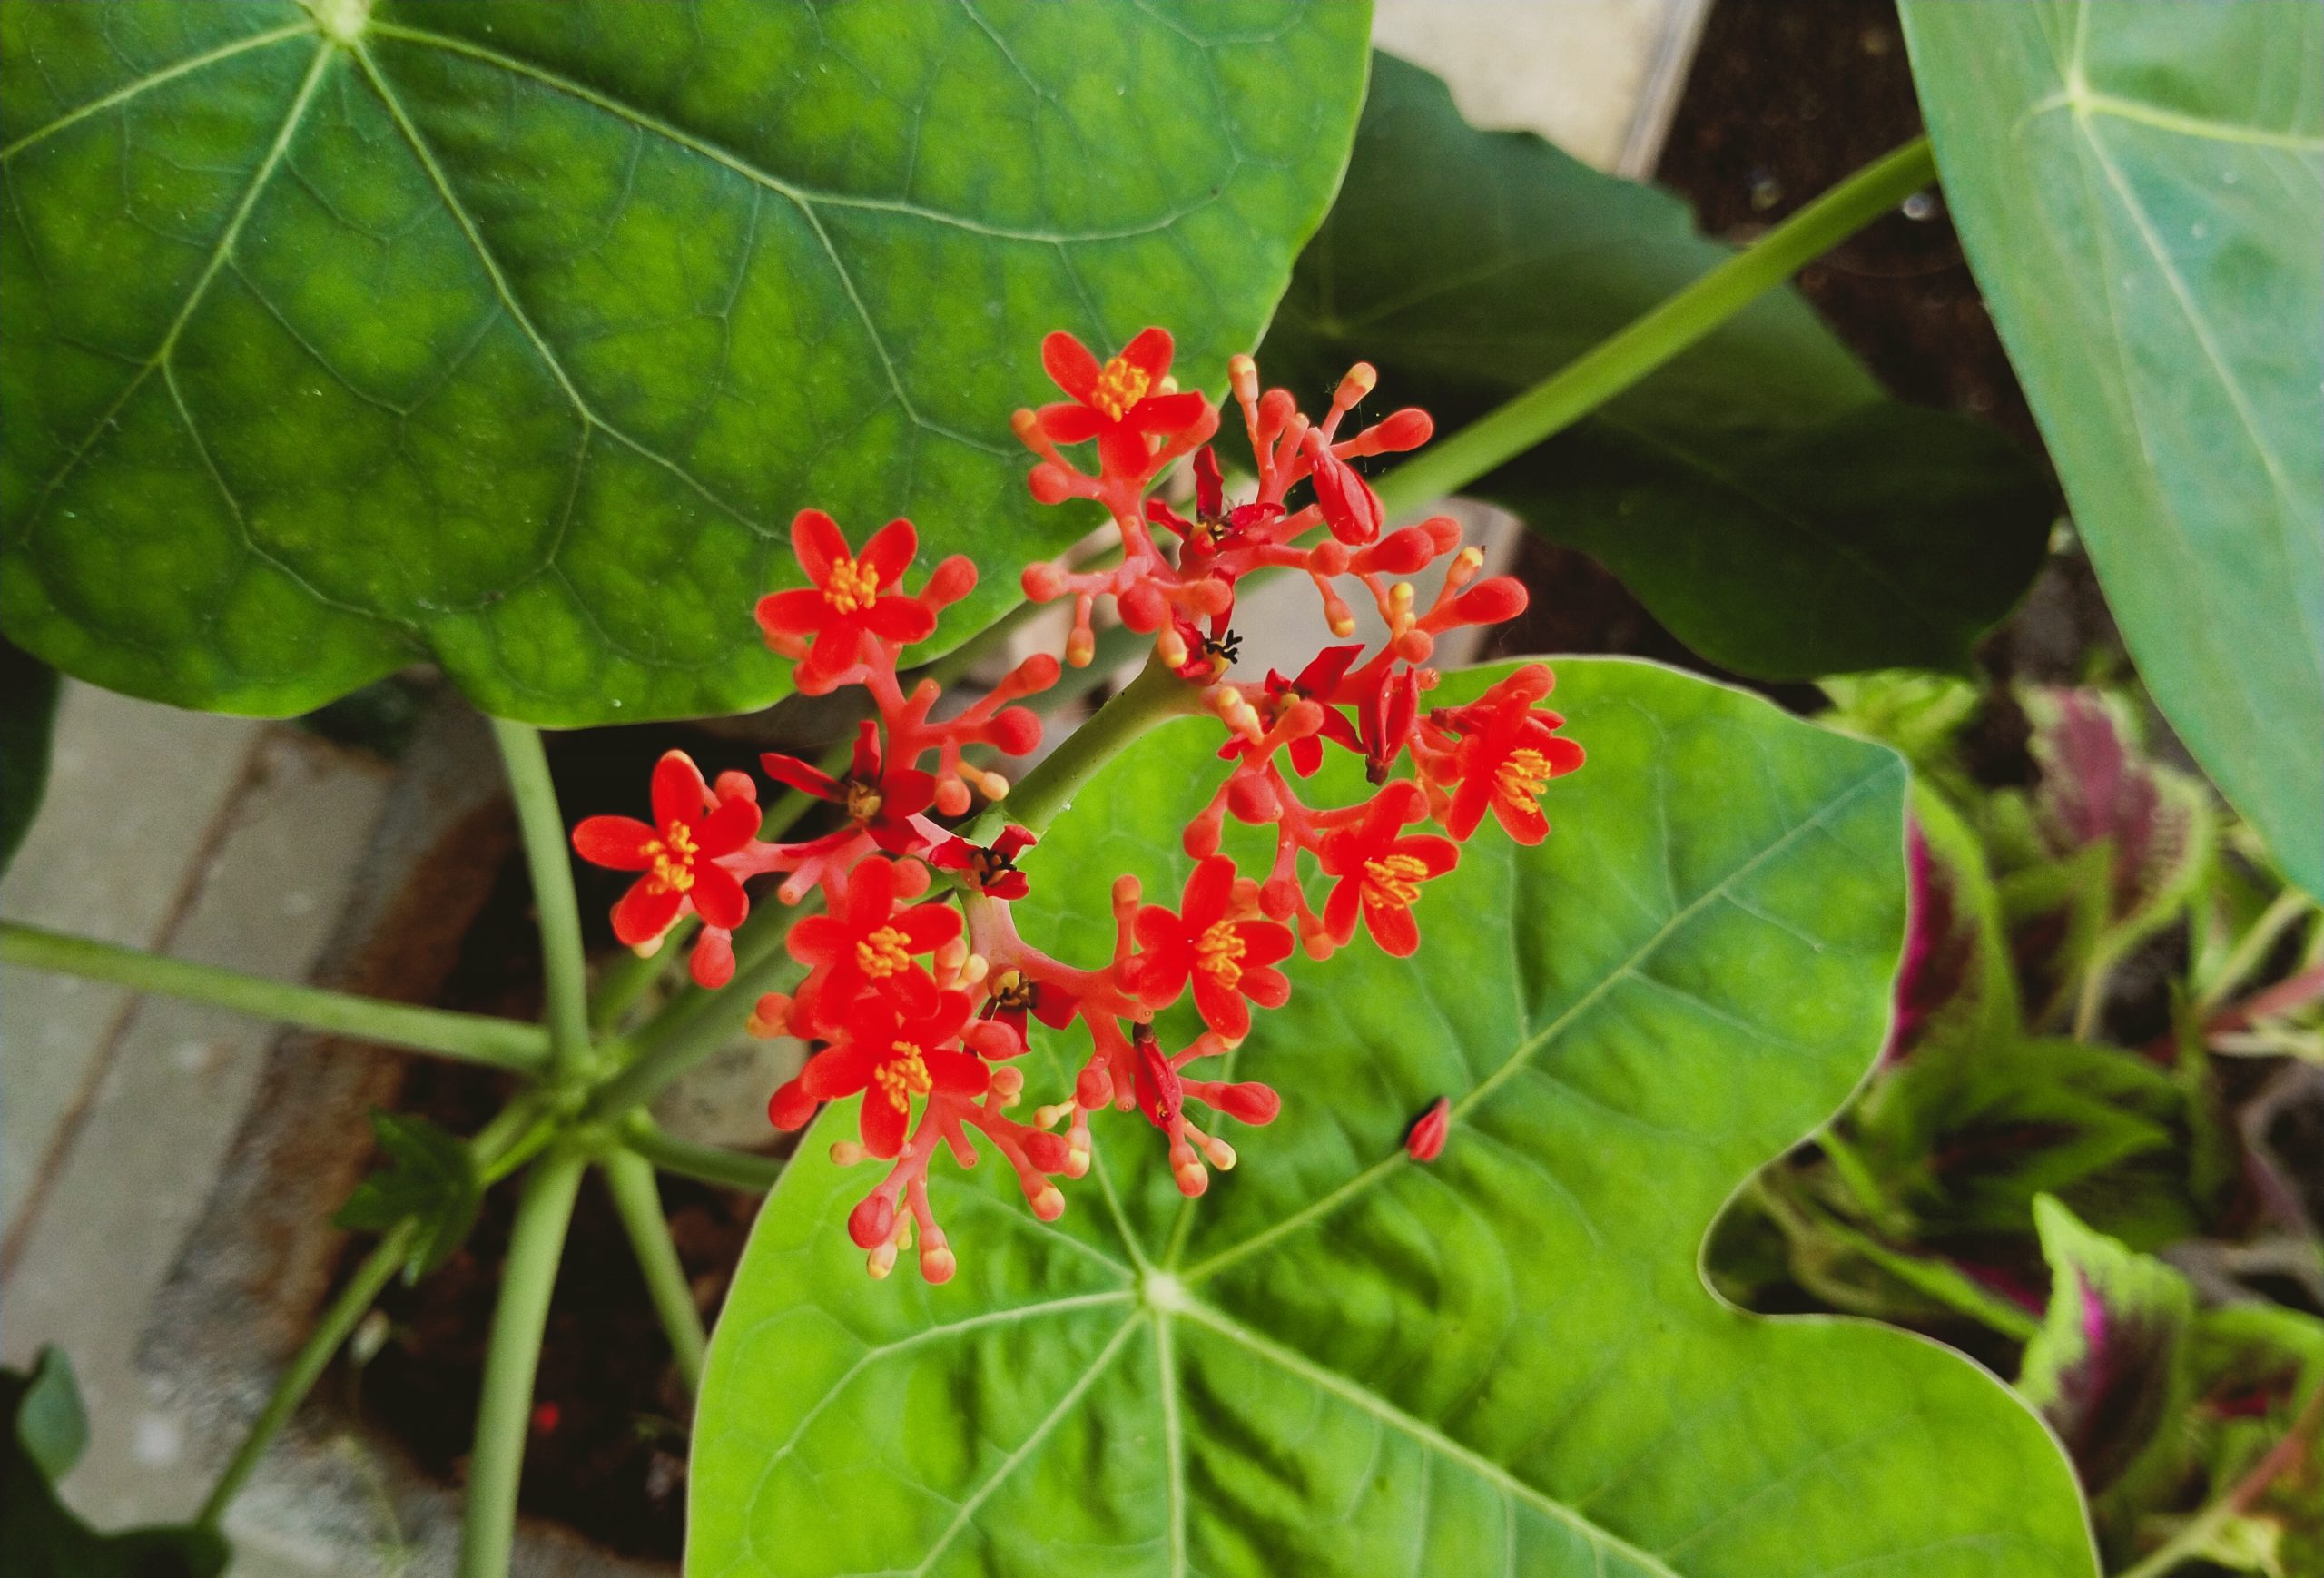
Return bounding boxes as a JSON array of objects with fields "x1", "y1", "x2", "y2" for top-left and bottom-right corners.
[
  {"x1": 623, "y1": 1114, "x2": 786, "y2": 1193},
  {"x1": 0, "y1": 921, "x2": 549, "y2": 1072},
  {"x1": 974, "y1": 655, "x2": 1200, "y2": 841},
  {"x1": 489, "y1": 719, "x2": 592, "y2": 1078},
  {"x1": 1371, "y1": 136, "x2": 1937, "y2": 520},
  {"x1": 196, "y1": 1220, "x2": 413, "y2": 1530},
  {"x1": 601, "y1": 1149, "x2": 708, "y2": 1394},
  {"x1": 458, "y1": 1148, "x2": 586, "y2": 1578}
]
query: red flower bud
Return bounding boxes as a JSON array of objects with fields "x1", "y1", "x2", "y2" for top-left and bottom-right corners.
[
  {"x1": 921, "y1": 555, "x2": 978, "y2": 608},
  {"x1": 987, "y1": 706, "x2": 1043, "y2": 755},
  {"x1": 767, "y1": 1078, "x2": 819, "y2": 1131},
  {"x1": 1406, "y1": 1096, "x2": 1452, "y2": 1161},
  {"x1": 1453, "y1": 577, "x2": 1528, "y2": 625},
  {"x1": 848, "y1": 1193, "x2": 897, "y2": 1248},
  {"x1": 1029, "y1": 463, "x2": 1075, "y2": 504},
  {"x1": 1374, "y1": 408, "x2": 1433, "y2": 451},
  {"x1": 1308, "y1": 441, "x2": 1384, "y2": 544},
  {"x1": 1213, "y1": 1081, "x2": 1281, "y2": 1126},
  {"x1": 1355, "y1": 525, "x2": 1436, "y2": 576},
  {"x1": 1022, "y1": 1130, "x2": 1071, "y2": 1172}
]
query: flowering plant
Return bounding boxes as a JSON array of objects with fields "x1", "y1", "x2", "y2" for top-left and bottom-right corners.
[{"x1": 573, "y1": 330, "x2": 1581, "y2": 1284}]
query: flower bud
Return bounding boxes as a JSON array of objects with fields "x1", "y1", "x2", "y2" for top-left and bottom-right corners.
[
  {"x1": 1023, "y1": 1130, "x2": 1071, "y2": 1173},
  {"x1": 689, "y1": 930, "x2": 735, "y2": 989},
  {"x1": 848, "y1": 1193, "x2": 897, "y2": 1248},
  {"x1": 1374, "y1": 407, "x2": 1433, "y2": 451},
  {"x1": 746, "y1": 991, "x2": 793, "y2": 1040},
  {"x1": 1406, "y1": 1096, "x2": 1452, "y2": 1162},
  {"x1": 713, "y1": 770, "x2": 759, "y2": 804},
  {"x1": 1454, "y1": 577, "x2": 1528, "y2": 625},
  {"x1": 934, "y1": 778, "x2": 971, "y2": 816},
  {"x1": 767, "y1": 1080, "x2": 817, "y2": 1130},
  {"x1": 920, "y1": 1240, "x2": 957, "y2": 1284},
  {"x1": 1118, "y1": 580, "x2": 1168, "y2": 631},
  {"x1": 987, "y1": 705, "x2": 1043, "y2": 755},
  {"x1": 1213, "y1": 1080, "x2": 1282, "y2": 1126},
  {"x1": 1022, "y1": 561, "x2": 1067, "y2": 600},
  {"x1": 1028, "y1": 463, "x2": 1075, "y2": 505},
  {"x1": 1334, "y1": 361, "x2": 1378, "y2": 406},
  {"x1": 1357, "y1": 525, "x2": 1437, "y2": 576},
  {"x1": 922, "y1": 554, "x2": 978, "y2": 608},
  {"x1": 1227, "y1": 354, "x2": 1257, "y2": 404}
]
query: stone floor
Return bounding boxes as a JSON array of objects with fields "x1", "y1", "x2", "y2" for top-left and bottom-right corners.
[{"x1": 0, "y1": 5, "x2": 1714, "y2": 1571}]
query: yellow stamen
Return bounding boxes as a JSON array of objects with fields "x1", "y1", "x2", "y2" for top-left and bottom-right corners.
[
  {"x1": 1092, "y1": 355, "x2": 1153, "y2": 421},
  {"x1": 822, "y1": 553, "x2": 881, "y2": 614},
  {"x1": 855, "y1": 924, "x2": 913, "y2": 979},
  {"x1": 643, "y1": 821, "x2": 698, "y2": 894},
  {"x1": 1195, "y1": 920, "x2": 1246, "y2": 988},
  {"x1": 1362, "y1": 852, "x2": 1430, "y2": 910},
  {"x1": 873, "y1": 1040, "x2": 931, "y2": 1110},
  {"x1": 1495, "y1": 747, "x2": 1554, "y2": 809}
]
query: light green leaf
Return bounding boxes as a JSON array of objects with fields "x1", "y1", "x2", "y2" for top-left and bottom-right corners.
[
  {"x1": 1897, "y1": 0, "x2": 2324, "y2": 898},
  {"x1": 0, "y1": 0, "x2": 1369, "y2": 724},
  {"x1": 1256, "y1": 54, "x2": 2055, "y2": 682},
  {"x1": 692, "y1": 659, "x2": 2096, "y2": 1576}
]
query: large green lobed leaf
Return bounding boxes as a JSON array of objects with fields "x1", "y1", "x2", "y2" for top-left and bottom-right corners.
[
  {"x1": 1897, "y1": 0, "x2": 2324, "y2": 897},
  {"x1": 692, "y1": 659, "x2": 2097, "y2": 1576},
  {"x1": 0, "y1": 0, "x2": 1370, "y2": 724},
  {"x1": 1258, "y1": 56, "x2": 2056, "y2": 683}
]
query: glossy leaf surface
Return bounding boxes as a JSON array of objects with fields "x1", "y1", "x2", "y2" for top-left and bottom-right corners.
[
  {"x1": 692, "y1": 659, "x2": 2098, "y2": 1576},
  {"x1": 1898, "y1": 0, "x2": 2324, "y2": 897},
  {"x1": 1258, "y1": 55, "x2": 2055, "y2": 682},
  {"x1": 0, "y1": 0, "x2": 1368, "y2": 723}
]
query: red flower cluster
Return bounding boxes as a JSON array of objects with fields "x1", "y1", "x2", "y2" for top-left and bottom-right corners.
[{"x1": 573, "y1": 328, "x2": 1581, "y2": 1283}]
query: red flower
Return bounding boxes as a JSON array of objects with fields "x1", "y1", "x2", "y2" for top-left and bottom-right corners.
[
  {"x1": 1119, "y1": 856, "x2": 1294, "y2": 1040},
  {"x1": 772, "y1": 991, "x2": 987, "y2": 1157},
  {"x1": 1224, "y1": 644, "x2": 1364, "y2": 775},
  {"x1": 1148, "y1": 445, "x2": 1285, "y2": 556},
  {"x1": 786, "y1": 856, "x2": 960, "y2": 1031},
  {"x1": 1132, "y1": 1027, "x2": 1183, "y2": 1130},
  {"x1": 572, "y1": 751, "x2": 757, "y2": 947},
  {"x1": 761, "y1": 721, "x2": 937, "y2": 854},
  {"x1": 755, "y1": 510, "x2": 936, "y2": 686},
  {"x1": 931, "y1": 825, "x2": 1037, "y2": 901},
  {"x1": 1318, "y1": 784, "x2": 1459, "y2": 957},
  {"x1": 980, "y1": 966, "x2": 1078, "y2": 1050},
  {"x1": 1036, "y1": 329, "x2": 1211, "y2": 480},
  {"x1": 1437, "y1": 669, "x2": 1584, "y2": 844}
]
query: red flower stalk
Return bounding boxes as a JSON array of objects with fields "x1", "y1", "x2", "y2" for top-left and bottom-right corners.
[
  {"x1": 1119, "y1": 856, "x2": 1295, "y2": 1040},
  {"x1": 571, "y1": 751, "x2": 758, "y2": 982},
  {"x1": 785, "y1": 856, "x2": 961, "y2": 1033},
  {"x1": 1318, "y1": 783, "x2": 1460, "y2": 957},
  {"x1": 755, "y1": 510, "x2": 940, "y2": 690}
]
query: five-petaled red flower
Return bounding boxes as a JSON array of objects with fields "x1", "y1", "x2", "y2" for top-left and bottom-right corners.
[
  {"x1": 787, "y1": 856, "x2": 961, "y2": 1031},
  {"x1": 755, "y1": 510, "x2": 936, "y2": 687},
  {"x1": 930, "y1": 825, "x2": 1037, "y2": 901},
  {"x1": 1438, "y1": 669, "x2": 1585, "y2": 844},
  {"x1": 773, "y1": 991, "x2": 988, "y2": 1157},
  {"x1": 1120, "y1": 856, "x2": 1294, "y2": 1040},
  {"x1": 1317, "y1": 783, "x2": 1459, "y2": 957},
  {"x1": 1036, "y1": 329, "x2": 1210, "y2": 480},
  {"x1": 572, "y1": 751, "x2": 757, "y2": 947},
  {"x1": 762, "y1": 721, "x2": 936, "y2": 854}
]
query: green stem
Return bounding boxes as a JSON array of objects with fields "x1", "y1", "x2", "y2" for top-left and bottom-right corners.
[
  {"x1": 2119, "y1": 1380, "x2": 2324, "y2": 1578},
  {"x1": 1371, "y1": 136, "x2": 1937, "y2": 519},
  {"x1": 2198, "y1": 886, "x2": 2317, "y2": 1017},
  {"x1": 623, "y1": 1115, "x2": 786, "y2": 1193},
  {"x1": 600, "y1": 1149, "x2": 708, "y2": 1394},
  {"x1": 195, "y1": 1220, "x2": 414, "y2": 1530},
  {"x1": 973, "y1": 654, "x2": 1201, "y2": 840},
  {"x1": 586, "y1": 917, "x2": 695, "y2": 1035},
  {"x1": 489, "y1": 719, "x2": 592, "y2": 1079},
  {"x1": 0, "y1": 921, "x2": 549, "y2": 1072},
  {"x1": 586, "y1": 901, "x2": 812, "y2": 1119},
  {"x1": 458, "y1": 1148, "x2": 586, "y2": 1578}
]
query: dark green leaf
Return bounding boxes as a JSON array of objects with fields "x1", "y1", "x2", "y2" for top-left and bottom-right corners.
[
  {"x1": 692, "y1": 659, "x2": 2097, "y2": 1575},
  {"x1": 0, "y1": 0, "x2": 1369, "y2": 724},
  {"x1": 1256, "y1": 54, "x2": 2054, "y2": 681},
  {"x1": 1, "y1": 1348, "x2": 228, "y2": 1578},
  {"x1": 1897, "y1": 0, "x2": 2324, "y2": 899},
  {"x1": 334, "y1": 1110, "x2": 481, "y2": 1282},
  {"x1": 0, "y1": 635, "x2": 58, "y2": 880}
]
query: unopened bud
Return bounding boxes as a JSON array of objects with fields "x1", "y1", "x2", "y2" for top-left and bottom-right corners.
[
  {"x1": 1214, "y1": 1080, "x2": 1282, "y2": 1126},
  {"x1": 1029, "y1": 1184, "x2": 1066, "y2": 1221},
  {"x1": 848, "y1": 1193, "x2": 897, "y2": 1249},
  {"x1": 1406, "y1": 1096, "x2": 1452, "y2": 1162},
  {"x1": 1335, "y1": 362, "x2": 1378, "y2": 405},
  {"x1": 1227, "y1": 353, "x2": 1258, "y2": 403},
  {"x1": 921, "y1": 1241, "x2": 957, "y2": 1284},
  {"x1": 1157, "y1": 625, "x2": 1191, "y2": 670},
  {"x1": 1065, "y1": 626, "x2": 1096, "y2": 667},
  {"x1": 1029, "y1": 463, "x2": 1075, "y2": 505},
  {"x1": 866, "y1": 1243, "x2": 897, "y2": 1279},
  {"x1": 830, "y1": 1139, "x2": 869, "y2": 1167},
  {"x1": 1022, "y1": 561, "x2": 1067, "y2": 600}
]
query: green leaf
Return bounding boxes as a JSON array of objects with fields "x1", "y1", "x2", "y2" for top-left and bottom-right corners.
[
  {"x1": 1, "y1": 1347, "x2": 228, "y2": 1578},
  {"x1": 1255, "y1": 54, "x2": 2054, "y2": 682},
  {"x1": 0, "y1": 1, "x2": 1370, "y2": 725},
  {"x1": 2020, "y1": 1196, "x2": 2197, "y2": 1512},
  {"x1": 0, "y1": 634, "x2": 58, "y2": 881},
  {"x1": 1896, "y1": 0, "x2": 2324, "y2": 899},
  {"x1": 334, "y1": 1110, "x2": 481, "y2": 1282},
  {"x1": 691, "y1": 659, "x2": 2097, "y2": 1576}
]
